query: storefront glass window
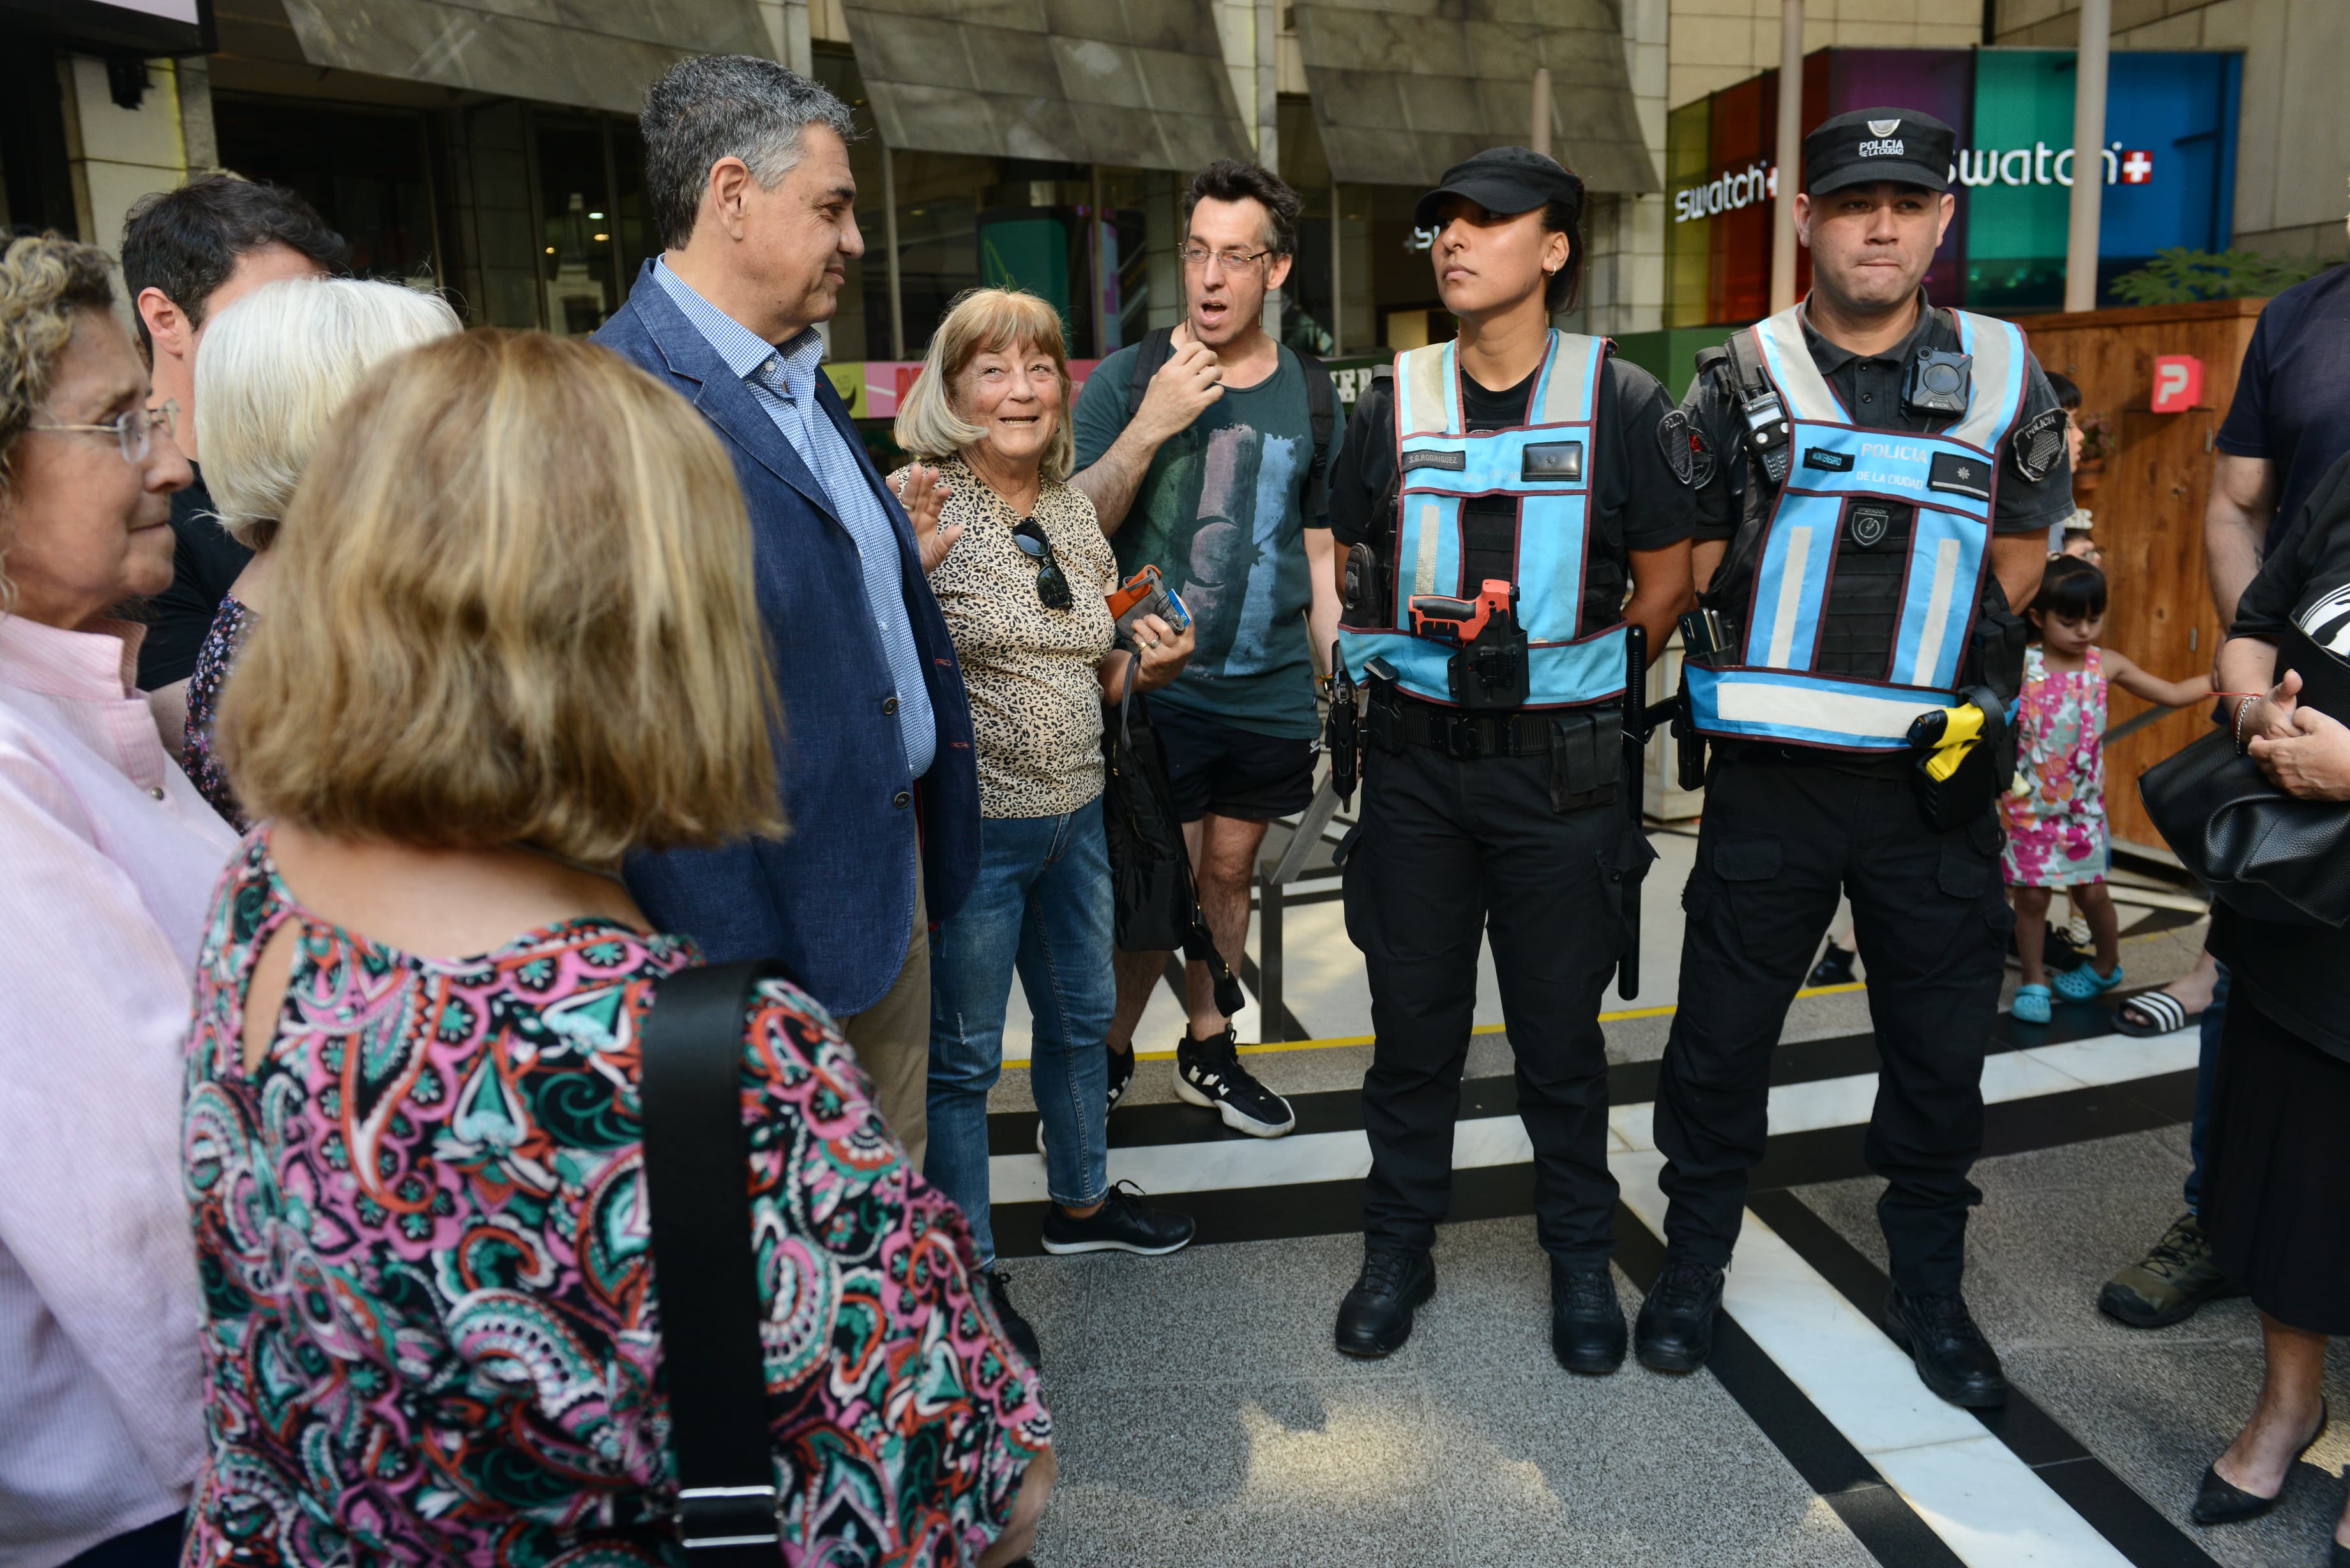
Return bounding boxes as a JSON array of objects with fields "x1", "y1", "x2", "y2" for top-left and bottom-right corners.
[{"x1": 214, "y1": 96, "x2": 437, "y2": 285}]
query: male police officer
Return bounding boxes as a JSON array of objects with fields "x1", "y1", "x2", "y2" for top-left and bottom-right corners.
[
  {"x1": 1635, "y1": 109, "x2": 2073, "y2": 1406},
  {"x1": 1326, "y1": 147, "x2": 1695, "y2": 1366}
]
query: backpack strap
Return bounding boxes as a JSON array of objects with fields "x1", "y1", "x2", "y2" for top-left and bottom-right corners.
[
  {"x1": 1125, "y1": 325, "x2": 1177, "y2": 425},
  {"x1": 639, "y1": 958, "x2": 794, "y2": 1562},
  {"x1": 1294, "y1": 346, "x2": 1337, "y2": 519}
]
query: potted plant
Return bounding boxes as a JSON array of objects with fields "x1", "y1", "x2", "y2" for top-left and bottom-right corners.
[{"x1": 2073, "y1": 410, "x2": 2111, "y2": 497}]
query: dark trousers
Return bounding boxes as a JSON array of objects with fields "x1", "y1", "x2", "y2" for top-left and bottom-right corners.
[
  {"x1": 1343, "y1": 737, "x2": 1646, "y2": 1265},
  {"x1": 1655, "y1": 751, "x2": 2011, "y2": 1295},
  {"x1": 2184, "y1": 960, "x2": 2228, "y2": 1215}
]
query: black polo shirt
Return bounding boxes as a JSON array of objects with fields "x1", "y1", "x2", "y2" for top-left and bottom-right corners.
[
  {"x1": 1683, "y1": 295, "x2": 2075, "y2": 546},
  {"x1": 1331, "y1": 347, "x2": 1695, "y2": 638}
]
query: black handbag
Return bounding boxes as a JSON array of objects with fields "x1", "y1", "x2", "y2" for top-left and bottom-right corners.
[
  {"x1": 2139, "y1": 624, "x2": 2350, "y2": 929},
  {"x1": 639, "y1": 958, "x2": 792, "y2": 1562},
  {"x1": 1100, "y1": 662, "x2": 1245, "y2": 1016}
]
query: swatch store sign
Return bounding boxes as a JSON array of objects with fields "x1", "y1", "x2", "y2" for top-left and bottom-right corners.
[{"x1": 1665, "y1": 47, "x2": 2242, "y2": 321}]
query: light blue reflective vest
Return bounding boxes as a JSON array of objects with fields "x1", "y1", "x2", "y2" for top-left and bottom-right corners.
[
  {"x1": 1685, "y1": 303, "x2": 2029, "y2": 752},
  {"x1": 1337, "y1": 330, "x2": 1628, "y2": 709}
]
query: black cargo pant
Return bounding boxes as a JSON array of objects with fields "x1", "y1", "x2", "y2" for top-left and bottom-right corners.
[
  {"x1": 1655, "y1": 748, "x2": 2013, "y2": 1295},
  {"x1": 1343, "y1": 735, "x2": 1651, "y2": 1266}
]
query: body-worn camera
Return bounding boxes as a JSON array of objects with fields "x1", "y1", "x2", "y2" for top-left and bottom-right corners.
[{"x1": 1904, "y1": 347, "x2": 1972, "y2": 419}]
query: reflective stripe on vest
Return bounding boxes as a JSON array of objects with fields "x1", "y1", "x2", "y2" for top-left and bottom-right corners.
[
  {"x1": 1687, "y1": 304, "x2": 2029, "y2": 751},
  {"x1": 1337, "y1": 331, "x2": 1628, "y2": 709}
]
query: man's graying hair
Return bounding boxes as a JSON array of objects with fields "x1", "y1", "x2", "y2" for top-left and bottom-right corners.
[{"x1": 641, "y1": 56, "x2": 859, "y2": 252}]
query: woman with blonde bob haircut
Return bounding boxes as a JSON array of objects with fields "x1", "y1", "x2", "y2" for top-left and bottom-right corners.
[
  {"x1": 178, "y1": 276, "x2": 460, "y2": 824},
  {"x1": 181, "y1": 329, "x2": 1055, "y2": 1567},
  {"x1": 891, "y1": 287, "x2": 1198, "y2": 1366}
]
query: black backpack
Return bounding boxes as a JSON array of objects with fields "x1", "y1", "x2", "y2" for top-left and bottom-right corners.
[
  {"x1": 1099, "y1": 661, "x2": 1246, "y2": 1016},
  {"x1": 1123, "y1": 325, "x2": 1337, "y2": 517}
]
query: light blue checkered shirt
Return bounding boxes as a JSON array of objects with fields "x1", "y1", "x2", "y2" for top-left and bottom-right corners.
[{"x1": 653, "y1": 259, "x2": 936, "y2": 780}]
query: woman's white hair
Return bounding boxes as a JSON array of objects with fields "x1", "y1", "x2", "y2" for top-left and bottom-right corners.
[{"x1": 197, "y1": 278, "x2": 461, "y2": 547}]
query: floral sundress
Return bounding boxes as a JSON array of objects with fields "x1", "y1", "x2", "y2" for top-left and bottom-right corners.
[{"x1": 2001, "y1": 645, "x2": 2108, "y2": 888}]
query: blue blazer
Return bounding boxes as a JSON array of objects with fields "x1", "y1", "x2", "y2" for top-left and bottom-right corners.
[{"x1": 593, "y1": 268, "x2": 980, "y2": 1016}]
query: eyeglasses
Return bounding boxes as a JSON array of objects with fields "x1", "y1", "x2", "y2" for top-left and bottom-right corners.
[
  {"x1": 1179, "y1": 243, "x2": 1275, "y2": 273},
  {"x1": 1010, "y1": 519, "x2": 1072, "y2": 611},
  {"x1": 29, "y1": 401, "x2": 177, "y2": 464}
]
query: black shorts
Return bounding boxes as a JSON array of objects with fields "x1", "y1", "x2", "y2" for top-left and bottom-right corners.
[{"x1": 1148, "y1": 704, "x2": 1319, "y2": 823}]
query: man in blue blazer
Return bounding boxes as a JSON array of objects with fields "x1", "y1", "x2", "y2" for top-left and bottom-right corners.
[{"x1": 594, "y1": 56, "x2": 978, "y2": 1161}]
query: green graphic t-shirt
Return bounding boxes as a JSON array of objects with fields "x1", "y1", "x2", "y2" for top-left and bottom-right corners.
[{"x1": 1072, "y1": 343, "x2": 1341, "y2": 738}]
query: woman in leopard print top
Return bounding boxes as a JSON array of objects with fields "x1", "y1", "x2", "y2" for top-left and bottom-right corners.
[{"x1": 893, "y1": 289, "x2": 1200, "y2": 1356}]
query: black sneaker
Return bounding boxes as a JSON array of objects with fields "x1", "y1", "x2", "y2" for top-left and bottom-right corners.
[
  {"x1": 1038, "y1": 1045, "x2": 1137, "y2": 1155},
  {"x1": 985, "y1": 1268, "x2": 1042, "y2": 1369},
  {"x1": 1634, "y1": 1255, "x2": 1724, "y2": 1373},
  {"x1": 1884, "y1": 1288, "x2": 2008, "y2": 1408},
  {"x1": 1038, "y1": 1180, "x2": 1195, "y2": 1256},
  {"x1": 1335, "y1": 1248, "x2": 1435, "y2": 1358},
  {"x1": 1550, "y1": 1261, "x2": 1627, "y2": 1375},
  {"x1": 1174, "y1": 1027, "x2": 1296, "y2": 1137},
  {"x1": 1808, "y1": 940, "x2": 1857, "y2": 988}
]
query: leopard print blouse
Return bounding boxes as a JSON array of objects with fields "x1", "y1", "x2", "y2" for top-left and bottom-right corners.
[{"x1": 916, "y1": 455, "x2": 1119, "y2": 819}]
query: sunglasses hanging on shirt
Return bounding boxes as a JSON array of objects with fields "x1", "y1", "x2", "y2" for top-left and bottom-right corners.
[{"x1": 1010, "y1": 519, "x2": 1073, "y2": 611}]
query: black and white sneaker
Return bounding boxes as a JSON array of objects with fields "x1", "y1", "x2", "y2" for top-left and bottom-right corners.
[
  {"x1": 1038, "y1": 1046, "x2": 1137, "y2": 1154},
  {"x1": 1175, "y1": 1026, "x2": 1295, "y2": 1137},
  {"x1": 985, "y1": 1268, "x2": 1042, "y2": 1369},
  {"x1": 1038, "y1": 1180, "x2": 1196, "y2": 1256}
]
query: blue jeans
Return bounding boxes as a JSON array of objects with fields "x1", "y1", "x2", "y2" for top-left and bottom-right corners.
[
  {"x1": 925, "y1": 803, "x2": 1113, "y2": 1267},
  {"x1": 2185, "y1": 961, "x2": 2229, "y2": 1216}
]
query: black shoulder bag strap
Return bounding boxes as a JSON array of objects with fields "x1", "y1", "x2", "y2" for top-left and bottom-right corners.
[
  {"x1": 640, "y1": 957, "x2": 792, "y2": 1562},
  {"x1": 1124, "y1": 325, "x2": 1178, "y2": 423}
]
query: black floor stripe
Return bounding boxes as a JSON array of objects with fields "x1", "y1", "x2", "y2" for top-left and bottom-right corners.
[
  {"x1": 998, "y1": 1071, "x2": 2205, "y2": 1568},
  {"x1": 1609, "y1": 1208, "x2": 1970, "y2": 1568},
  {"x1": 996, "y1": 1071, "x2": 2197, "y2": 1254},
  {"x1": 1747, "y1": 1189, "x2": 2225, "y2": 1568},
  {"x1": 989, "y1": 992, "x2": 2166, "y2": 1157}
]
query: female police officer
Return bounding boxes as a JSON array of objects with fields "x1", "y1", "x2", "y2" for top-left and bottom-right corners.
[{"x1": 1324, "y1": 146, "x2": 1695, "y2": 1368}]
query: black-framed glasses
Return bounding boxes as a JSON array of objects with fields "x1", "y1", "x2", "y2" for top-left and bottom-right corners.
[
  {"x1": 1010, "y1": 520, "x2": 1073, "y2": 611},
  {"x1": 29, "y1": 400, "x2": 176, "y2": 464}
]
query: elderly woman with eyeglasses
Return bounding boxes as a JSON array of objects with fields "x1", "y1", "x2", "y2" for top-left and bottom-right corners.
[
  {"x1": 892, "y1": 287, "x2": 1197, "y2": 1366},
  {"x1": 0, "y1": 234, "x2": 236, "y2": 1567}
]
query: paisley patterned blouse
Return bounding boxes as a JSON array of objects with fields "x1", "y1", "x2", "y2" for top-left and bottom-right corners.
[
  {"x1": 180, "y1": 834, "x2": 1050, "y2": 1566},
  {"x1": 183, "y1": 592, "x2": 252, "y2": 829}
]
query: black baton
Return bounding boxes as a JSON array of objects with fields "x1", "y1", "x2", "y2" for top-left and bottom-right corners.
[{"x1": 1618, "y1": 625, "x2": 1646, "y2": 999}]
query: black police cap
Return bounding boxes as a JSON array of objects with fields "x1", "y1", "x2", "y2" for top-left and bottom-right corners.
[
  {"x1": 1413, "y1": 146, "x2": 1584, "y2": 229},
  {"x1": 1804, "y1": 107, "x2": 1955, "y2": 197}
]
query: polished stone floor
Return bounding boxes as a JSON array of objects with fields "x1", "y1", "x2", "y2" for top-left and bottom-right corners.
[{"x1": 976, "y1": 801, "x2": 2335, "y2": 1567}]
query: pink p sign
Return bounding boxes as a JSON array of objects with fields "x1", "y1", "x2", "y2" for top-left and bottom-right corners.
[{"x1": 2151, "y1": 354, "x2": 2203, "y2": 414}]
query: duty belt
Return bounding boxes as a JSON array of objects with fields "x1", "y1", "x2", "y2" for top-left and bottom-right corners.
[{"x1": 1370, "y1": 687, "x2": 1601, "y2": 760}]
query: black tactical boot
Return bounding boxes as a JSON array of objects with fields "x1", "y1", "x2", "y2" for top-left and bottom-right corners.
[
  {"x1": 1334, "y1": 1248, "x2": 1435, "y2": 1359},
  {"x1": 1551, "y1": 1261, "x2": 1628, "y2": 1375},
  {"x1": 1635, "y1": 1255, "x2": 1724, "y2": 1373}
]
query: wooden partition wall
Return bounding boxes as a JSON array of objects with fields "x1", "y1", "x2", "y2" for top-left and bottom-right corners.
[{"x1": 2010, "y1": 297, "x2": 2265, "y2": 857}]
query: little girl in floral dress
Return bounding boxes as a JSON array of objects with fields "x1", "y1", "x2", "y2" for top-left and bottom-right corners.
[{"x1": 2006, "y1": 557, "x2": 2211, "y2": 1023}]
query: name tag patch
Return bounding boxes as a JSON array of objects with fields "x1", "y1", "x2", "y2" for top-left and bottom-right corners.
[
  {"x1": 1402, "y1": 448, "x2": 1466, "y2": 472},
  {"x1": 1520, "y1": 441, "x2": 1584, "y2": 482},
  {"x1": 1927, "y1": 450, "x2": 1992, "y2": 501},
  {"x1": 1803, "y1": 448, "x2": 1856, "y2": 472}
]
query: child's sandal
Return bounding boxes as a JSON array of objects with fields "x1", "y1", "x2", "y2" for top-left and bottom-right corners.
[
  {"x1": 2054, "y1": 963, "x2": 2123, "y2": 1002},
  {"x1": 2013, "y1": 984, "x2": 2053, "y2": 1025}
]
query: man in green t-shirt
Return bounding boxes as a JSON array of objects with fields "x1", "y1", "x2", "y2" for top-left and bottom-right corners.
[{"x1": 1072, "y1": 158, "x2": 1342, "y2": 1141}]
